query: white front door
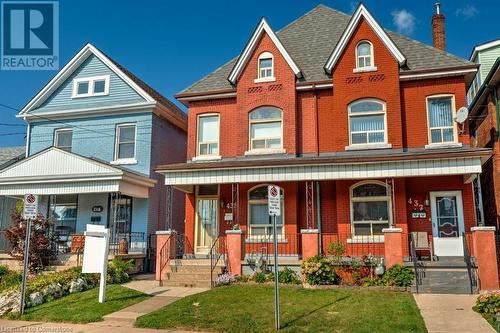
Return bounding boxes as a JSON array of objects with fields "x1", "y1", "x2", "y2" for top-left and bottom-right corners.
[
  {"x1": 195, "y1": 198, "x2": 219, "y2": 255},
  {"x1": 430, "y1": 191, "x2": 465, "y2": 257}
]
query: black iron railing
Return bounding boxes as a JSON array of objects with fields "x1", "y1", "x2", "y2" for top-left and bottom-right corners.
[
  {"x1": 462, "y1": 232, "x2": 478, "y2": 294},
  {"x1": 109, "y1": 232, "x2": 146, "y2": 255},
  {"x1": 409, "y1": 233, "x2": 424, "y2": 293},
  {"x1": 210, "y1": 235, "x2": 227, "y2": 287}
]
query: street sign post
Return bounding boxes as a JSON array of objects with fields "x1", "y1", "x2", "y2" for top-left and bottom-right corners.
[
  {"x1": 82, "y1": 225, "x2": 110, "y2": 303},
  {"x1": 268, "y1": 185, "x2": 281, "y2": 330},
  {"x1": 20, "y1": 194, "x2": 38, "y2": 315}
]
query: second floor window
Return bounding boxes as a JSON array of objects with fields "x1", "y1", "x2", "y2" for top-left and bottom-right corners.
[
  {"x1": 356, "y1": 41, "x2": 373, "y2": 69},
  {"x1": 197, "y1": 115, "x2": 219, "y2": 156},
  {"x1": 249, "y1": 107, "x2": 282, "y2": 151},
  {"x1": 258, "y1": 52, "x2": 274, "y2": 79},
  {"x1": 54, "y1": 129, "x2": 73, "y2": 152},
  {"x1": 348, "y1": 99, "x2": 386, "y2": 146},
  {"x1": 427, "y1": 96, "x2": 456, "y2": 144},
  {"x1": 115, "y1": 124, "x2": 136, "y2": 161}
]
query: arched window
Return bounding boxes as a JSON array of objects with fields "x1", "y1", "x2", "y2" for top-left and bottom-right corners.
[
  {"x1": 356, "y1": 41, "x2": 374, "y2": 69},
  {"x1": 258, "y1": 52, "x2": 274, "y2": 79},
  {"x1": 248, "y1": 185, "x2": 284, "y2": 236},
  {"x1": 350, "y1": 181, "x2": 391, "y2": 236},
  {"x1": 249, "y1": 107, "x2": 282, "y2": 151},
  {"x1": 348, "y1": 99, "x2": 387, "y2": 146}
]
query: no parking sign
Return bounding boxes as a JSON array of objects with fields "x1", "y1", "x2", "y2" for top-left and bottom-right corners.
[
  {"x1": 268, "y1": 185, "x2": 281, "y2": 216},
  {"x1": 23, "y1": 194, "x2": 38, "y2": 219}
]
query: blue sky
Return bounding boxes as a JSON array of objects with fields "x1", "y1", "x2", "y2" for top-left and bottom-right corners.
[{"x1": 0, "y1": 0, "x2": 497, "y2": 147}]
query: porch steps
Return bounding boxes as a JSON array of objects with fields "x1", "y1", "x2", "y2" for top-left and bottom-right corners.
[
  {"x1": 407, "y1": 256, "x2": 476, "y2": 294},
  {"x1": 161, "y1": 259, "x2": 226, "y2": 288}
]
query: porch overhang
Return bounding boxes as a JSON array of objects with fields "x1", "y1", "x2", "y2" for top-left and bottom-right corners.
[
  {"x1": 156, "y1": 149, "x2": 491, "y2": 190},
  {"x1": 0, "y1": 147, "x2": 156, "y2": 198}
]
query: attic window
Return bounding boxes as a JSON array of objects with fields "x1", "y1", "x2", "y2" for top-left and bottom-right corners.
[
  {"x1": 354, "y1": 41, "x2": 377, "y2": 72},
  {"x1": 255, "y1": 52, "x2": 275, "y2": 82},
  {"x1": 72, "y1": 75, "x2": 110, "y2": 98}
]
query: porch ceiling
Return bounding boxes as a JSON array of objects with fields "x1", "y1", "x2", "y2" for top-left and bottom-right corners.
[
  {"x1": 159, "y1": 155, "x2": 484, "y2": 186},
  {"x1": 0, "y1": 147, "x2": 156, "y2": 198}
]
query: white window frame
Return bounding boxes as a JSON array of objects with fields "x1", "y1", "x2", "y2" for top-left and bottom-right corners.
[
  {"x1": 354, "y1": 40, "x2": 377, "y2": 73},
  {"x1": 72, "y1": 75, "x2": 110, "y2": 98},
  {"x1": 425, "y1": 94, "x2": 461, "y2": 149},
  {"x1": 195, "y1": 114, "x2": 221, "y2": 161},
  {"x1": 350, "y1": 180, "x2": 392, "y2": 240},
  {"x1": 112, "y1": 123, "x2": 137, "y2": 165},
  {"x1": 246, "y1": 107, "x2": 284, "y2": 155},
  {"x1": 255, "y1": 52, "x2": 275, "y2": 83},
  {"x1": 53, "y1": 128, "x2": 73, "y2": 152},
  {"x1": 247, "y1": 184, "x2": 285, "y2": 238},
  {"x1": 346, "y1": 99, "x2": 390, "y2": 150}
]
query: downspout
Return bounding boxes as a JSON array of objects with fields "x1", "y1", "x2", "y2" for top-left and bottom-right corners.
[
  {"x1": 25, "y1": 122, "x2": 31, "y2": 157},
  {"x1": 494, "y1": 87, "x2": 500, "y2": 142},
  {"x1": 315, "y1": 181, "x2": 322, "y2": 255},
  {"x1": 314, "y1": 85, "x2": 320, "y2": 156}
]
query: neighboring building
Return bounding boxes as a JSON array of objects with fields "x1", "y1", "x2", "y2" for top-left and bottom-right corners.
[
  {"x1": 467, "y1": 39, "x2": 500, "y2": 105},
  {"x1": 469, "y1": 56, "x2": 500, "y2": 228},
  {"x1": 0, "y1": 44, "x2": 187, "y2": 257},
  {"x1": 157, "y1": 4, "x2": 488, "y2": 263},
  {"x1": 0, "y1": 146, "x2": 24, "y2": 170}
]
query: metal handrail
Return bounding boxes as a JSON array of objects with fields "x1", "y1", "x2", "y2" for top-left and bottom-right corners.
[
  {"x1": 409, "y1": 234, "x2": 423, "y2": 293},
  {"x1": 209, "y1": 235, "x2": 226, "y2": 287},
  {"x1": 158, "y1": 234, "x2": 175, "y2": 286},
  {"x1": 462, "y1": 232, "x2": 478, "y2": 294}
]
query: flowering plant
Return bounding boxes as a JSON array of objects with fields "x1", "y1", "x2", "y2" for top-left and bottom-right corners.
[
  {"x1": 474, "y1": 291, "x2": 500, "y2": 320},
  {"x1": 214, "y1": 272, "x2": 237, "y2": 286},
  {"x1": 301, "y1": 256, "x2": 336, "y2": 285}
]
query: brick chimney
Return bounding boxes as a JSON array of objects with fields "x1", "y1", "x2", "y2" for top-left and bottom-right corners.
[{"x1": 432, "y1": 3, "x2": 446, "y2": 51}]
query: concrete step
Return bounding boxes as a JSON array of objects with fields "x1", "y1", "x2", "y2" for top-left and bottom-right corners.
[
  {"x1": 413, "y1": 285, "x2": 473, "y2": 294},
  {"x1": 161, "y1": 280, "x2": 212, "y2": 288},
  {"x1": 166, "y1": 273, "x2": 212, "y2": 281}
]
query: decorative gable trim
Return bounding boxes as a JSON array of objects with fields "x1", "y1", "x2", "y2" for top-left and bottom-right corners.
[
  {"x1": 19, "y1": 43, "x2": 156, "y2": 115},
  {"x1": 228, "y1": 18, "x2": 302, "y2": 84},
  {"x1": 324, "y1": 4, "x2": 406, "y2": 74}
]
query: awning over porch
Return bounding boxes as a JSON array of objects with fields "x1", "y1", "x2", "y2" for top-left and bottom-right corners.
[
  {"x1": 0, "y1": 147, "x2": 156, "y2": 198},
  {"x1": 156, "y1": 148, "x2": 491, "y2": 190}
]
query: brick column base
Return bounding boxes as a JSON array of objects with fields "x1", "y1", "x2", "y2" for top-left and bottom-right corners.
[
  {"x1": 225, "y1": 230, "x2": 243, "y2": 276},
  {"x1": 472, "y1": 226, "x2": 499, "y2": 291},
  {"x1": 155, "y1": 230, "x2": 175, "y2": 282},
  {"x1": 301, "y1": 229, "x2": 319, "y2": 259},
  {"x1": 383, "y1": 228, "x2": 403, "y2": 268}
]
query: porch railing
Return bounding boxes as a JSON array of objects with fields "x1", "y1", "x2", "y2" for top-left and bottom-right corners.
[
  {"x1": 158, "y1": 233, "x2": 176, "y2": 286},
  {"x1": 462, "y1": 232, "x2": 478, "y2": 294},
  {"x1": 243, "y1": 233, "x2": 300, "y2": 259},
  {"x1": 409, "y1": 233, "x2": 424, "y2": 293},
  {"x1": 109, "y1": 232, "x2": 146, "y2": 255},
  {"x1": 209, "y1": 235, "x2": 227, "y2": 287},
  {"x1": 321, "y1": 233, "x2": 385, "y2": 257}
]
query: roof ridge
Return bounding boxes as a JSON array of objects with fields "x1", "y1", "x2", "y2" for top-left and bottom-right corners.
[{"x1": 277, "y1": 4, "x2": 349, "y2": 35}]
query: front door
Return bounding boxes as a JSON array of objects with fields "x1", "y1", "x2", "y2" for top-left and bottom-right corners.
[
  {"x1": 430, "y1": 191, "x2": 465, "y2": 256},
  {"x1": 195, "y1": 198, "x2": 218, "y2": 255}
]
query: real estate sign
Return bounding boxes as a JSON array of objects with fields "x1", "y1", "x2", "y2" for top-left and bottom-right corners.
[{"x1": 23, "y1": 194, "x2": 38, "y2": 219}]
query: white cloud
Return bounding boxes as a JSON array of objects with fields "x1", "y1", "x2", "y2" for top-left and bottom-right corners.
[
  {"x1": 455, "y1": 5, "x2": 479, "y2": 19},
  {"x1": 391, "y1": 9, "x2": 416, "y2": 35}
]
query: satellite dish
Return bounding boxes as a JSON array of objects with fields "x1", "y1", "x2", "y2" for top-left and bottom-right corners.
[{"x1": 455, "y1": 107, "x2": 469, "y2": 124}]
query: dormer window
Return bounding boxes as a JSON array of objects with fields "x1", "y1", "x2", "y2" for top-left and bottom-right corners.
[
  {"x1": 354, "y1": 41, "x2": 377, "y2": 72},
  {"x1": 255, "y1": 52, "x2": 275, "y2": 82},
  {"x1": 72, "y1": 75, "x2": 110, "y2": 98}
]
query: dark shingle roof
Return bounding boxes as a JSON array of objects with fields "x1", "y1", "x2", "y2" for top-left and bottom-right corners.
[
  {"x1": 179, "y1": 4, "x2": 473, "y2": 95},
  {"x1": 0, "y1": 146, "x2": 25, "y2": 170}
]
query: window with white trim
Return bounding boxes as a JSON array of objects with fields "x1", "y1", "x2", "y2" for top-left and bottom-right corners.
[
  {"x1": 427, "y1": 96, "x2": 456, "y2": 144},
  {"x1": 248, "y1": 185, "x2": 284, "y2": 236},
  {"x1": 54, "y1": 129, "x2": 73, "y2": 152},
  {"x1": 115, "y1": 124, "x2": 136, "y2": 160},
  {"x1": 351, "y1": 182, "x2": 391, "y2": 236},
  {"x1": 356, "y1": 41, "x2": 373, "y2": 68},
  {"x1": 197, "y1": 115, "x2": 219, "y2": 156},
  {"x1": 348, "y1": 99, "x2": 386, "y2": 145},
  {"x1": 258, "y1": 52, "x2": 274, "y2": 79},
  {"x1": 72, "y1": 75, "x2": 110, "y2": 98},
  {"x1": 249, "y1": 107, "x2": 282, "y2": 151}
]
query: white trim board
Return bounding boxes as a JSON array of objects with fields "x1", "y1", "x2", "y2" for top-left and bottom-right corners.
[
  {"x1": 324, "y1": 3, "x2": 406, "y2": 74},
  {"x1": 20, "y1": 43, "x2": 156, "y2": 115},
  {"x1": 160, "y1": 156, "x2": 482, "y2": 186},
  {"x1": 228, "y1": 17, "x2": 302, "y2": 84}
]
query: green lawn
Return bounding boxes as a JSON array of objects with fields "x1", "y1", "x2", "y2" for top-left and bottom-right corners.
[
  {"x1": 7, "y1": 285, "x2": 149, "y2": 323},
  {"x1": 136, "y1": 285, "x2": 427, "y2": 333}
]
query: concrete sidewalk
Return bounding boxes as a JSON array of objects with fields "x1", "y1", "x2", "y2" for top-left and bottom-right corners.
[
  {"x1": 414, "y1": 293, "x2": 495, "y2": 333},
  {"x1": 0, "y1": 319, "x2": 203, "y2": 332}
]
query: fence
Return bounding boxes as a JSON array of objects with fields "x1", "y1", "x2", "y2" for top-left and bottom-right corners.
[
  {"x1": 109, "y1": 232, "x2": 146, "y2": 255},
  {"x1": 321, "y1": 233, "x2": 386, "y2": 257},
  {"x1": 243, "y1": 233, "x2": 300, "y2": 258}
]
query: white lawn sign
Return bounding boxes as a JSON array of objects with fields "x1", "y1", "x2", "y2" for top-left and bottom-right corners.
[{"x1": 82, "y1": 224, "x2": 110, "y2": 303}]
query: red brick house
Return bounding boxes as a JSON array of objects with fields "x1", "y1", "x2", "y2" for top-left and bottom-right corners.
[{"x1": 156, "y1": 4, "x2": 491, "y2": 270}]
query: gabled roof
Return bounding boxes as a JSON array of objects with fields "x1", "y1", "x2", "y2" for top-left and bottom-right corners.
[
  {"x1": 469, "y1": 39, "x2": 500, "y2": 61},
  {"x1": 19, "y1": 43, "x2": 186, "y2": 126},
  {"x1": 227, "y1": 17, "x2": 302, "y2": 84},
  {"x1": 0, "y1": 146, "x2": 25, "y2": 170},
  {"x1": 324, "y1": 3, "x2": 406, "y2": 73},
  {"x1": 178, "y1": 4, "x2": 475, "y2": 96}
]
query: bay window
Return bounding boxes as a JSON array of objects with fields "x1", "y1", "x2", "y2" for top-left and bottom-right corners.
[
  {"x1": 249, "y1": 107, "x2": 282, "y2": 151},
  {"x1": 348, "y1": 99, "x2": 387, "y2": 146},
  {"x1": 351, "y1": 182, "x2": 391, "y2": 237},
  {"x1": 197, "y1": 114, "x2": 219, "y2": 156},
  {"x1": 427, "y1": 95, "x2": 457, "y2": 145}
]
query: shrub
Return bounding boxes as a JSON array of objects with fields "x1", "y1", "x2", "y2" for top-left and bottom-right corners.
[
  {"x1": 301, "y1": 256, "x2": 336, "y2": 285},
  {"x1": 107, "y1": 258, "x2": 135, "y2": 284},
  {"x1": 0, "y1": 265, "x2": 9, "y2": 277},
  {"x1": 254, "y1": 271, "x2": 267, "y2": 283},
  {"x1": 381, "y1": 265, "x2": 414, "y2": 287},
  {"x1": 474, "y1": 292, "x2": 500, "y2": 326},
  {"x1": 278, "y1": 267, "x2": 301, "y2": 284},
  {"x1": 0, "y1": 271, "x2": 22, "y2": 292},
  {"x1": 215, "y1": 273, "x2": 236, "y2": 286}
]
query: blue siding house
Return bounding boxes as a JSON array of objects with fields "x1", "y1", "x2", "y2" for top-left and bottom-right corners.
[{"x1": 0, "y1": 44, "x2": 187, "y2": 255}]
